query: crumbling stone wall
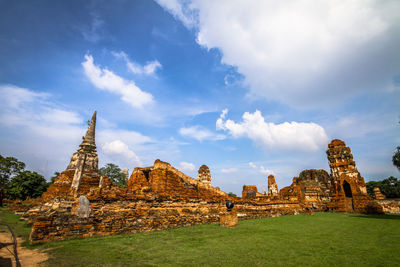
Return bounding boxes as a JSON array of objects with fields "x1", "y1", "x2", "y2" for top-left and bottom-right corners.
[
  {"x1": 127, "y1": 160, "x2": 226, "y2": 202},
  {"x1": 28, "y1": 197, "x2": 303, "y2": 243},
  {"x1": 373, "y1": 187, "x2": 386, "y2": 200},
  {"x1": 375, "y1": 199, "x2": 400, "y2": 213},
  {"x1": 297, "y1": 169, "x2": 332, "y2": 201},
  {"x1": 242, "y1": 185, "x2": 258, "y2": 198},
  {"x1": 280, "y1": 177, "x2": 301, "y2": 202},
  {"x1": 279, "y1": 170, "x2": 332, "y2": 211}
]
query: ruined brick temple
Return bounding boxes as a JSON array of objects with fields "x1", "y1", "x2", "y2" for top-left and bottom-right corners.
[{"x1": 19, "y1": 111, "x2": 397, "y2": 243}]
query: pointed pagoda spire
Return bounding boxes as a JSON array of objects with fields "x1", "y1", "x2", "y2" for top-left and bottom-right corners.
[{"x1": 80, "y1": 111, "x2": 97, "y2": 148}]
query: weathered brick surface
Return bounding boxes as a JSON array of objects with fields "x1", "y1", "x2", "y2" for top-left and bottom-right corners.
[
  {"x1": 220, "y1": 211, "x2": 238, "y2": 227},
  {"x1": 373, "y1": 187, "x2": 386, "y2": 200},
  {"x1": 28, "y1": 198, "x2": 304, "y2": 243},
  {"x1": 242, "y1": 185, "x2": 258, "y2": 199},
  {"x1": 127, "y1": 160, "x2": 227, "y2": 202},
  {"x1": 375, "y1": 199, "x2": 400, "y2": 213},
  {"x1": 280, "y1": 177, "x2": 301, "y2": 202},
  {"x1": 280, "y1": 170, "x2": 333, "y2": 211},
  {"x1": 197, "y1": 165, "x2": 211, "y2": 186},
  {"x1": 326, "y1": 139, "x2": 383, "y2": 214},
  {"x1": 268, "y1": 175, "x2": 279, "y2": 199}
]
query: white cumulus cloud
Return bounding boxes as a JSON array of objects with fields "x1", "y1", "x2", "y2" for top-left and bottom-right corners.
[
  {"x1": 179, "y1": 161, "x2": 196, "y2": 171},
  {"x1": 82, "y1": 54, "x2": 154, "y2": 108},
  {"x1": 157, "y1": 0, "x2": 400, "y2": 107},
  {"x1": 102, "y1": 140, "x2": 142, "y2": 166},
  {"x1": 179, "y1": 125, "x2": 225, "y2": 141},
  {"x1": 217, "y1": 109, "x2": 329, "y2": 151}
]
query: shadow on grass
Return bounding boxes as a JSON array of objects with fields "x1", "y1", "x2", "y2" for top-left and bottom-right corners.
[{"x1": 349, "y1": 214, "x2": 400, "y2": 220}]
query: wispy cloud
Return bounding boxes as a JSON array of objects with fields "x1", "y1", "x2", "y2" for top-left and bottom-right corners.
[
  {"x1": 249, "y1": 162, "x2": 274, "y2": 175},
  {"x1": 179, "y1": 125, "x2": 225, "y2": 142},
  {"x1": 217, "y1": 109, "x2": 329, "y2": 151},
  {"x1": 330, "y1": 113, "x2": 397, "y2": 139},
  {"x1": 113, "y1": 51, "x2": 162, "y2": 75},
  {"x1": 82, "y1": 54, "x2": 154, "y2": 108},
  {"x1": 0, "y1": 85, "x2": 86, "y2": 176},
  {"x1": 179, "y1": 161, "x2": 196, "y2": 171},
  {"x1": 81, "y1": 11, "x2": 105, "y2": 43}
]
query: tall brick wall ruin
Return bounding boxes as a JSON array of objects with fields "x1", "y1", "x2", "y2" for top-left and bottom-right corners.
[
  {"x1": 268, "y1": 175, "x2": 279, "y2": 199},
  {"x1": 326, "y1": 139, "x2": 382, "y2": 213},
  {"x1": 197, "y1": 165, "x2": 211, "y2": 186}
]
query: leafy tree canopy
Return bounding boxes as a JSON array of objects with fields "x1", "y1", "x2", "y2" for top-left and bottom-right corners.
[
  {"x1": 99, "y1": 163, "x2": 127, "y2": 187},
  {"x1": 0, "y1": 155, "x2": 25, "y2": 187},
  {"x1": 366, "y1": 176, "x2": 400, "y2": 198},
  {"x1": 228, "y1": 192, "x2": 237, "y2": 197},
  {"x1": 7, "y1": 170, "x2": 49, "y2": 200}
]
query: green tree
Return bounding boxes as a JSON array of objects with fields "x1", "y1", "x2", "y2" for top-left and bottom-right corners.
[
  {"x1": 393, "y1": 146, "x2": 400, "y2": 172},
  {"x1": 0, "y1": 155, "x2": 25, "y2": 206},
  {"x1": 228, "y1": 192, "x2": 237, "y2": 197},
  {"x1": 99, "y1": 163, "x2": 127, "y2": 187},
  {"x1": 366, "y1": 180, "x2": 381, "y2": 197},
  {"x1": 366, "y1": 177, "x2": 400, "y2": 198},
  {"x1": 380, "y1": 176, "x2": 400, "y2": 198},
  {"x1": 7, "y1": 170, "x2": 49, "y2": 200}
]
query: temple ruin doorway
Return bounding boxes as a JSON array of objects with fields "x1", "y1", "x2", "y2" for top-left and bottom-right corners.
[
  {"x1": 142, "y1": 170, "x2": 150, "y2": 181},
  {"x1": 343, "y1": 180, "x2": 354, "y2": 212},
  {"x1": 343, "y1": 181, "x2": 352, "y2": 197}
]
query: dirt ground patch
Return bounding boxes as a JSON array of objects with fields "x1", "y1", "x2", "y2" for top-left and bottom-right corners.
[{"x1": 0, "y1": 232, "x2": 48, "y2": 267}]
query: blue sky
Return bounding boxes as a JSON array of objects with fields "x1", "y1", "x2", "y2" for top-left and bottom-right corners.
[{"x1": 0, "y1": 0, "x2": 399, "y2": 195}]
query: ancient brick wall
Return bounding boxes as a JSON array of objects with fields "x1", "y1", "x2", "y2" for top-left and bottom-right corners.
[
  {"x1": 242, "y1": 185, "x2": 258, "y2": 198},
  {"x1": 375, "y1": 199, "x2": 400, "y2": 214},
  {"x1": 127, "y1": 160, "x2": 227, "y2": 202},
  {"x1": 280, "y1": 177, "x2": 301, "y2": 202},
  {"x1": 41, "y1": 170, "x2": 101, "y2": 202},
  {"x1": 279, "y1": 170, "x2": 333, "y2": 211},
  {"x1": 373, "y1": 187, "x2": 386, "y2": 200},
  {"x1": 29, "y1": 198, "x2": 303, "y2": 243}
]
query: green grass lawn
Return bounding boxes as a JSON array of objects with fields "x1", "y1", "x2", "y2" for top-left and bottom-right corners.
[
  {"x1": 0, "y1": 208, "x2": 32, "y2": 246},
  {"x1": 1, "y1": 208, "x2": 399, "y2": 267}
]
